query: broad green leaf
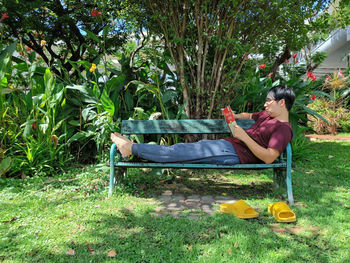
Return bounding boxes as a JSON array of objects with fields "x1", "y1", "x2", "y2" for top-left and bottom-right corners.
[
  {"x1": 82, "y1": 107, "x2": 95, "y2": 121},
  {"x1": 162, "y1": 90, "x2": 177, "y2": 104},
  {"x1": 67, "y1": 131, "x2": 91, "y2": 144},
  {"x1": 5, "y1": 42, "x2": 17, "y2": 56},
  {"x1": 103, "y1": 25, "x2": 110, "y2": 39},
  {"x1": 100, "y1": 89, "x2": 115, "y2": 116},
  {"x1": 53, "y1": 119, "x2": 67, "y2": 133},
  {"x1": 22, "y1": 120, "x2": 36, "y2": 138},
  {"x1": 84, "y1": 29, "x2": 100, "y2": 43},
  {"x1": 76, "y1": 60, "x2": 92, "y2": 71},
  {"x1": 106, "y1": 75, "x2": 126, "y2": 94},
  {"x1": 0, "y1": 157, "x2": 12, "y2": 175},
  {"x1": 125, "y1": 89, "x2": 134, "y2": 111},
  {"x1": 66, "y1": 84, "x2": 90, "y2": 95},
  {"x1": 92, "y1": 83, "x2": 101, "y2": 99},
  {"x1": 68, "y1": 120, "x2": 81, "y2": 127},
  {"x1": 44, "y1": 68, "x2": 54, "y2": 95},
  {"x1": 297, "y1": 102, "x2": 328, "y2": 123}
]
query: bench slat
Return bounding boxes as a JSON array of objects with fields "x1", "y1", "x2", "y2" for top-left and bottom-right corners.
[
  {"x1": 114, "y1": 161, "x2": 286, "y2": 169},
  {"x1": 121, "y1": 119, "x2": 255, "y2": 134}
]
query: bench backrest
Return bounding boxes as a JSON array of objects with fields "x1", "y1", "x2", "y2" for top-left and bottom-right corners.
[{"x1": 121, "y1": 119, "x2": 255, "y2": 134}]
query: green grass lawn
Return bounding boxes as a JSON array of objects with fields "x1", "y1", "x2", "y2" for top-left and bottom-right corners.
[{"x1": 1, "y1": 140, "x2": 350, "y2": 263}]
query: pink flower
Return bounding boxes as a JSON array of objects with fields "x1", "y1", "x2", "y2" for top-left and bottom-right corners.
[
  {"x1": 326, "y1": 75, "x2": 331, "y2": 81},
  {"x1": 284, "y1": 59, "x2": 290, "y2": 63},
  {"x1": 91, "y1": 9, "x2": 102, "y2": 17},
  {"x1": 310, "y1": 94, "x2": 316, "y2": 101},
  {"x1": 292, "y1": 53, "x2": 297, "y2": 58},
  {"x1": 267, "y1": 72, "x2": 273, "y2": 78},
  {"x1": 245, "y1": 55, "x2": 249, "y2": 61},
  {"x1": 259, "y1": 64, "x2": 266, "y2": 69},
  {"x1": 307, "y1": 72, "x2": 317, "y2": 81},
  {"x1": 1, "y1": 13, "x2": 9, "y2": 21},
  {"x1": 338, "y1": 69, "x2": 344, "y2": 78}
]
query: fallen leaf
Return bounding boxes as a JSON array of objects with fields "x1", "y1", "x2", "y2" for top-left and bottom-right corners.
[
  {"x1": 288, "y1": 227, "x2": 304, "y2": 235},
  {"x1": 227, "y1": 248, "x2": 232, "y2": 254},
  {"x1": 108, "y1": 250, "x2": 117, "y2": 257},
  {"x1": 294, "y1": 202, "x2": 307, "y2": 207},
  {"x1": 188, "y1": 245, "x2": 193, "y2": 251},
  {"x1": 66, "y1": 249, "x2": 75, "y2": 256},
  {"x1": 2, "y1": 217, "x2": 18, "y2": 223},
  {"x1": 272, "y1": 227, "x2": 287, "y2": 234},
  {"x1": 328, "y1": 155, "x2": 334, "y2": 159},
  {"x1": 234, "y1": 241, "x2": 239, "y2": 248},
  {"x1": 88, "y1": 247, "x2": 95, "y2": 255}
]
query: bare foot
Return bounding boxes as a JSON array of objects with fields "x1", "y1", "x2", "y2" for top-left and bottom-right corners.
[{"x1": 110, "y1": 133, "x2": 134, "y2": 157}]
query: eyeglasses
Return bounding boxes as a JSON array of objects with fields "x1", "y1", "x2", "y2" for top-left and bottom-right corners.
[{"x1": 265, "y1": 99, "x2": 276, "y2": 105}]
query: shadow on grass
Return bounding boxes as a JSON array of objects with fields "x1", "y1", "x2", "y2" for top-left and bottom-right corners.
[
  {"x1": 4, "y1": 206, "x2": 342, "y2": 263},
  {"x1": 1, "y1": 140, "x2": 349, "y2": 262}
]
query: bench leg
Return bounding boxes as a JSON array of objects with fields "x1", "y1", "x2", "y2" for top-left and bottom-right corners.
[
  {"x1": 286, "y1": 166, "x2": 294, "y2": 205},
  {"x1": 109, "y1": 143, "x2": 117, "y2": 197},
  {"x1": 273, "y1": 168, "x2": 286, "y2": 192},
  {"x1": 273, "y1": 168, "x2": 294, "y2": 205}
]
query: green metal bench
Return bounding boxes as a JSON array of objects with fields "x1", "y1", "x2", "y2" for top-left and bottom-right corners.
[{"x1": 109, "y1": 119, "x2": 294, "y2": 204}]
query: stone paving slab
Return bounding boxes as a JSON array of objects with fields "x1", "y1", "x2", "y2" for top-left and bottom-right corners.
[{"x1": 154, "y1": 190, "x2": 238, "y2": 219}]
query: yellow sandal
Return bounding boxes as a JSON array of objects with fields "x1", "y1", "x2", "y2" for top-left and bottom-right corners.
[
  {"x1": 268, "y1": 202, "x2": 296, "y2": 223},
  {"x1": 220, "y1": 200, "x2": 259, "y2": 219}
]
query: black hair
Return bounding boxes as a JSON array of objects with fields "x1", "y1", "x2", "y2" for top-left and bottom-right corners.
[{"x1": 266, "y1": 85, "x2": 295, "y2": 111}]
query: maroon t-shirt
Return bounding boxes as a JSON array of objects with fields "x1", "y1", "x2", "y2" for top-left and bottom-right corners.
[{"x1": 224, "y1": 111, "x2": 293, "y2": 164}]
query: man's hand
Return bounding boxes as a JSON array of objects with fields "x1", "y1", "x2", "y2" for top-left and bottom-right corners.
[
  {"x1": 233, "y1": 124, "x2": 280, "y2": 164},
  {"x1": 233, "y1": 124, "x2": 248, "y2": 141}
]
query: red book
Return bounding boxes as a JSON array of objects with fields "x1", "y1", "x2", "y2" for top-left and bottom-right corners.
[{"x1": 222, "y1": 106, "x2": 236, "y2": 136}]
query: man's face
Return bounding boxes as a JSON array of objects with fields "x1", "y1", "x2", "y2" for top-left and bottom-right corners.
[{"x1": 264, "y1": 97, "x2": 283, "y2": 117}]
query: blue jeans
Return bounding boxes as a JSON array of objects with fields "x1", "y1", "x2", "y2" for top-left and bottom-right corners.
[{"x1": 132, "y1": 139, "x2": 240, "y2": 165}]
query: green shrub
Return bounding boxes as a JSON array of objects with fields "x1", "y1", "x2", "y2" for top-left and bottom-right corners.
[{"x1": 308, "y1": 98, "x2": 349, "y2": 134}]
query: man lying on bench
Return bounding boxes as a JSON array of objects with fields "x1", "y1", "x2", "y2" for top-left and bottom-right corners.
[{"x1": 110, "y1": 85, "x2": 295, "y2": 165}]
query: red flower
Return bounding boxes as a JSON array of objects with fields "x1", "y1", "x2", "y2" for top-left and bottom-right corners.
[
  {"x1": 91, "y1": 9, "x2": 102, "y2": 17},
  {"x1": 32, "y1": 122, "x2": 37, "y2": 130},
  {"x1": 247, "y1": 102, "x2": 252, "y2": 107},
  {"x1": 295, "y1": 60, "x2": 299, "y2": 63},
  {"x1": 284, "y1": 59, "x2": 289, "y2": 63},
  {"x1": 25, "y1": 46, "x2": 32, "y2": 52},
  {"x1": 338, "y1": 69, "x2": 344, "y2": 78},
  {"x1": 1, "y1": 13, "x2": 9, "y2": 21},
  {"x1": 326, "y1": 75, "x2": 331, "y2": 81},
  {"x1": 259, "y1": 64, "x2": 266, "y2": 69},
  {"x1": 307, "y1": 72, "x2": 317, "y2": 81},
  {"x1": 292, "y1": 53, "x2": 297, "y2": 58},
  {"x1": 245, "y1": 55, "x2": 249, "y2": 61},
  {"x1": 310, "y1": 94, "x2": 316, "y2": 101},
  {"x1": 267, "y1": 72, "x2": 273, "y2": 78}
]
